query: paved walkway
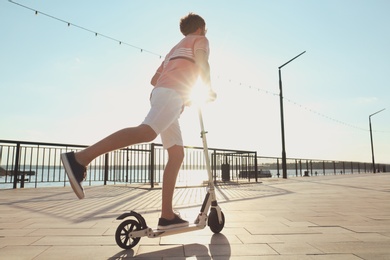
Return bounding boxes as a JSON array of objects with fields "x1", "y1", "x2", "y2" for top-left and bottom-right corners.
[{"x1": 1, "y1": 173, "x2": 390, "y2": 259}]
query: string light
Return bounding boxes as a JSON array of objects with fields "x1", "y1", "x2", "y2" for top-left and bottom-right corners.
[
  {"x1": 217, "y1": 76, "x2": 389, "y2": 133},
  {"x1": 8, "y1": 0, "x2": 162, "y2": 58},
  {"x1": 8, "y1": 1, "x2": 388, "y2": 133}
]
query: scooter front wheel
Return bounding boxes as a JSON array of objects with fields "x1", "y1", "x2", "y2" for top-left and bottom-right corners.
[
  {"x1": 208, "y1": 208, "x2": 225, "y2": 234},
  {"x1": 115, "y1": 219, "x2": 142, "y2": 249}
]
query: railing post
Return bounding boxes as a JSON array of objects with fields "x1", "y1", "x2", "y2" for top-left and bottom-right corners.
[
  {"x1": 306, "y1": 160, "x2": 309, "y2": 175},
  {"x1": 323, "y1": 161, "x2": 326, "y2": 175},
  {"x1": 254, "y1": 151, "x2": 258, "y2": 182},
  {"x1": 295, "y1": 160, "x2": 298, "y2": 177},
  {"x1": 351, "y1": 162, "x2": 353, "y2": 174},
  {"x1": 299, "y1": 160, "x2": 302, "y2": 176},
  {"x1": 150, "y1": 143, "x2": 155, "y2": 189},
  {"x1": 13, "y1": 143, "x2": 21, "y2": 189},
  {"x1": 126, "y1": 148, "x2": 129, "y2": 183},
  {"x1": 310, "y1": 160, "x2": 313, "y2": 176},
  {"x1": 212, "y1": 149, "x2": 217, "y2": 183},
  {"x1": 104, "y1": 153, "x2": 109, "y2": 185},
  {"x1": 358, "y1": 163, "x2": 360, "y2": 174}
]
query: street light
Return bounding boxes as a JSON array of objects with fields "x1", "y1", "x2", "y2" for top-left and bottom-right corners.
[
  {"x1": 369, "y1": 108, "x2": 385, "y2": 173},
  {"x1": 278, "y1": 51, "x2": 306, "y2": 179}
]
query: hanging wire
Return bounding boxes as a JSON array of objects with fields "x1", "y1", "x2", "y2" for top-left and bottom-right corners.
[
  {"x1": 9, "y1": 1, "x2": 388, "y2": 133},
  {"x1": 8, "y1": 0, "x2": 163, "y2": 58},
  {"x1": 217, "y1": 76, "x2": 389, "y2": 133}
]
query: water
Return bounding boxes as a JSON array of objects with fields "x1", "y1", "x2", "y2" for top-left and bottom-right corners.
[
  {"x1": 1, "y1": 166, "x2": 357, "y2": 189},
  {"x1": 0, "y1": 166, "x2": 210, "y2": 189}
]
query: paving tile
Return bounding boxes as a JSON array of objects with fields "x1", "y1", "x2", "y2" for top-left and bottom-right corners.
[
  {"x1": 348, "y1": 232, "x2": 390, "y2": 242},
  {"x1": 32, "y1": 235, "x2": 115, "y2": 246},
  {"x1": 306, "y1": 226, "x2": 355, "y2": 234},
  {"x1": 0, "y1": 228, "x2": 36, "y2": 237},
  {"x1": 0, "y1": 236, "x2": 42, "y2": 247},
  {"x1": 184, "y1": 243, "x2": 279, "y2": 257},
  {"x1": 310, "y1": 254, "x2": 363, "y2": 260},
  {"x1": 161, "y1": 233, "x2": 241, "y2": 245},
  {"x1": 25, "y1": 221, "x2": 97, "y2": 229},
  {"x1": 311, "y1": 241, "x2": 390, "y2": 254},
  {"x1": 355, "y1": 253, "x2": 390, "y2": 260},
  {"x1": 0, "y1": 219, "x2": 37, "y2": 229},
  {"x1": 269, "y1": 242, "x2": 324, "y2": 255},
  {"x1": 0, "y1": 173, "x2": 389, "y2": 258},
  {"x1": 236, "y1": 234, "x2": 282, "y2": 244},
  {"x1": 213, "y1": 227, "x2": 250, "y2": 235},
  {"x1": 280, "y1": 220, "x2": 316, "y2": 227},
  {"x1": 0, "y1": 245, "x2": 49, "y2": 260},
  {"x1": 136, "y1": 245, "x2": 185, "y2": 257},
  {"x1": 160, "y1": 234, "x2": 216, "y2": 246},
  {"x1": 246, "y1": 226, "x2": 321, "y2": 235},
  {"x1": 137, "y1": 236, "x2": 161, "y2": 246},
  {"x1": 213, "y1": 244, "x2": 278, "y2": 256},
  {"x1": 274, "y1": 233, "x2": 359, "y2": 243},
  {"x1": 183, "y1": 243, "x2": 214, "y2": 257},
  {"x1": 33, "y1": 245, "x2": 130, "y2": 260},
  {"x1": 27, "y1": 227, "x2": 108, "y2": 237},
  {"x1": 343, "y1": 225, "x2": 390, "y2": 233}
]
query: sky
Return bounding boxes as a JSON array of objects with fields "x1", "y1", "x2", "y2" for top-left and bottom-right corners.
[{"x1": 1, "y1": 0, "x2": 389, "y2": 164}]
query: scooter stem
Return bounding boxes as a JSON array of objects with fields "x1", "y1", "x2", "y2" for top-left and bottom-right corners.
[{"x1": 198, "y1": 107, "x2": 216, "y2": 194}]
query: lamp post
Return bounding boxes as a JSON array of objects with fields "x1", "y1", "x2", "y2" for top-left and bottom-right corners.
[
  {"x1": 278, "y1": 51, "x2": 306, "y2": 179},
  {"x1": 369, "y1": 108, "x2": 385, "y2": 173}
]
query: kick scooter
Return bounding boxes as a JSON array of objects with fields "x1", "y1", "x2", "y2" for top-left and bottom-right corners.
[{"x1": 115, "y1": 106, "x2": 225, "y2": 249}]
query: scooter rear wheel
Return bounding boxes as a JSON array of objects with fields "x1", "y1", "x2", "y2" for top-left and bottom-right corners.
[
  {"x1": 115, "y1": 219, "x2": 142, "y2": 249},
  {"x1": 208, "y1": 208, "x2": 225, "y2": 233}
]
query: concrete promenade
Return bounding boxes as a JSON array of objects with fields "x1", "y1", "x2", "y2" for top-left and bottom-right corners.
[{"x1": 1, "y1": 173, "x2": 390, "y2": 259}]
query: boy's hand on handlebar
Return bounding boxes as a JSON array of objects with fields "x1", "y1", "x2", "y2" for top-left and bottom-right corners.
[{"x1": 207, "y1": 90, "x2": 217, "y2": 102}]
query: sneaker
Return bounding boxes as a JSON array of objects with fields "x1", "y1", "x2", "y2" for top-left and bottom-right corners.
[
  {"x1": 61, "y1": 152, "x2": 86, "y2": 199},
  {"x1": 157, "y1": 214, "x2": 189, "y2": 230}
]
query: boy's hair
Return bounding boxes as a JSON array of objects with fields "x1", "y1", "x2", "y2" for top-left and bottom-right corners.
[{"x1": 180, "y1": 13, "x2": 206, "y2": 36}]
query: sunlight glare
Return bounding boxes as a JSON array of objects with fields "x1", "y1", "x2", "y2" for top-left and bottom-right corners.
[{"x1": 190, "y1": 78, "x2": 209, "y2": 106}]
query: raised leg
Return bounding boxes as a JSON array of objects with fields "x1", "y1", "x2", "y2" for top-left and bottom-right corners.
[{"x1": 75, "y1": 124, "x2": 157, "y2": 166}]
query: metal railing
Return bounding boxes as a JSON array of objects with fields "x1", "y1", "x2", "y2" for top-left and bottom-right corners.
[
  {"x1": 1, "y1": 140, "x2": 388, "y2": 189},
  {"x1": 0, "y1": 140, "x2": 258, "y2": 189},
  {"x1": 256, "y1": 156, "x2": 389, "y2": 178}
]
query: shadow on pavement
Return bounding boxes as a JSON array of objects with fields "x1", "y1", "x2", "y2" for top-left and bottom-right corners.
[{"x1": 108, "y1": 233, "x2": 231, "y2": 259}]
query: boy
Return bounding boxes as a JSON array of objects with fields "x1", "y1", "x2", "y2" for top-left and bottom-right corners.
[{"x1": 61, "y1": 13, "x2": 215, "y2": 230}]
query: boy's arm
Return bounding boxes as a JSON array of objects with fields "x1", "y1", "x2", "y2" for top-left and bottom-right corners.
[
  {"x1": 150, "y1": 72, "x2": 160, "y2": 86},
  {"x1": 195, "y1": 49, "x2": 216, "y2": 101},
  {"x1": 194, "y1": 49, "x2": 211, "y2": 87},
  {"x1": 151, "y1": 62, "x2": 163, "y2": 86}
]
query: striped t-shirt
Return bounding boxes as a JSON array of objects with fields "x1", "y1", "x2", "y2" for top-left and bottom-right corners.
[{"x1": 154, "y1": 34, "x2": 209, "y2": 102}]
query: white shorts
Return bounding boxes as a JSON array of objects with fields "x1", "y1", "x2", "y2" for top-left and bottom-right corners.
[{"x1": 142, "y1": 87, "x2": 184, "y2": 149}]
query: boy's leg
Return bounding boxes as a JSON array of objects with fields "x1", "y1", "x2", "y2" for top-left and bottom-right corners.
[
  {"x1": 61, "y1": 124, "x2": 156, "y2": 199},
  {"x1": 75, "y1": 124, "x2": 157, "y2": 167},
  {"x1": 161, "y1": 145, "x2": 185, "y2": 220},
  {"x1": 63, "y1": 87, "x2": 182, "y2": 200},
  {"x1": 157, "y1": 144, "x2": 189, "y2": 230}
]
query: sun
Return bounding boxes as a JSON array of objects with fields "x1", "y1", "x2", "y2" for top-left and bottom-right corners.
[{"x1": 189, "y1": 78, "x2": 211, "y2": 107}]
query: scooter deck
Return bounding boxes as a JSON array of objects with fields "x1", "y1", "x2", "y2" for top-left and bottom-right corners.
[{"x1": 133, "y1": 223, "x2": 206, "y2": 239}]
